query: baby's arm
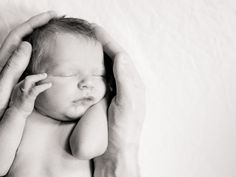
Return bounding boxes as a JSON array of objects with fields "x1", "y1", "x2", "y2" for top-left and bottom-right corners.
[
  {"x1": 0, "y1": 107, "x2": 29, "y2": 176},
  {"x1": 70, "y1": 98, "x2": 108, "y2": 160},
  {"x1": 0, "y1": 73, "x2": 51, "y2": 176}
]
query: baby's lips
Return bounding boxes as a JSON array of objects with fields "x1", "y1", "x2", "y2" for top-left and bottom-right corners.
[{"x1": 73, "y1": 96, "x2": 95, "y2": 103}]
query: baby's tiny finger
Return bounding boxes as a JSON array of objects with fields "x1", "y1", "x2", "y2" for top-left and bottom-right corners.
[
  {"x1": 23, "y1": 73, "x2": 48, "y2": 90},
  {"x1": 30, "y1": 82, "x2": 52, "y2": 98}
]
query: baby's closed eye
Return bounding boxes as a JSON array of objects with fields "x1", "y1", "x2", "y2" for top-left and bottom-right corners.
[
  {"x1": 48, "y1": 73, "x2": 106, "y2": 79},
  {"x1": 92, "y1": 73, "x2": 105, "y2": 78}
]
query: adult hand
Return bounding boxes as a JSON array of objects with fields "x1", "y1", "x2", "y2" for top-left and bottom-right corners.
[
  {"x1": 93, "y1": 25, "x2": 145, "y2": 177},
  {"x1": 0, "y1": 11, "x2": 57, "y2": 118}
]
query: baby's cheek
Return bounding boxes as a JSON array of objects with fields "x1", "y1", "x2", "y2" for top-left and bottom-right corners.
[{"x1": 96, "y1": 80, "x2": 107, "y2": 98}]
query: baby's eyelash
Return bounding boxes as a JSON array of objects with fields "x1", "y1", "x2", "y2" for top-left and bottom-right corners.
[
  {"x1": 63, "y1": 74, "x2": 77, "y2": 77},
  {"x1": 49, "y1": 74, "x2": 106, "y2": 79},
  {"x1": 48, "y1": 74, "x2": 76, "y2": 78},
  {"x1": 94, "y1": 74, "x2": 105, "y2": 77}
]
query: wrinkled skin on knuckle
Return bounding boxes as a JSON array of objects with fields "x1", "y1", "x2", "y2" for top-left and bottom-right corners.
[
  {"x1": 7, "y1": 52, "x2": 23, "y2": 69},
  {"x1": 8, "y1": 31, "x2": 21, "y2": 47},
  {"x1": 30, "y1": 87, "x2": 38, "y2": 97}
]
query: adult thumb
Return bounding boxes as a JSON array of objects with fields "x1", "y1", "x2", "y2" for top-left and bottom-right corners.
[
  {"x1": 0, "y1": 42, "x2": 31, "y2": 117},
  {"x1": 2, "y1": 41, "x2": 32, "y2": 79}
]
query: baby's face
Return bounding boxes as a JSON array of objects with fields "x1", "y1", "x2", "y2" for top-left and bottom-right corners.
[{"x1": 35, "y1": 33, "x2": 106, "y2": 121}]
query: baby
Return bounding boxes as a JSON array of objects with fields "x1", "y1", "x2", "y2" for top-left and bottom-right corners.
[{"x1": 0, "y1": 17, "x2": 114, "y2": 177}]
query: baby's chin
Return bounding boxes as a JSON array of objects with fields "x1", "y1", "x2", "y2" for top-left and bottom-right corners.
[
  {"x1": 35, "y1": 98, "x2": 100, "y2": 121},
  {"x1": 59, "y1": 104, "x2": 95, "y2": 121},
  {"x1": 34, "y1": 104, "x2": 90, "y2": 122},
  {"x1": 63, "y1": 109, "x2": 88, "y2": 121}
]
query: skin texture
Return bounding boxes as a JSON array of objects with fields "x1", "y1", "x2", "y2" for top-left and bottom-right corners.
[{"x1": 0, "y1": 11, "x2": 145, "y2": 177}]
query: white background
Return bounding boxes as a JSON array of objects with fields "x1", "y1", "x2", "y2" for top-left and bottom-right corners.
[{"x1": 0, "y1": 0, "x2": 236, "y2": 177}]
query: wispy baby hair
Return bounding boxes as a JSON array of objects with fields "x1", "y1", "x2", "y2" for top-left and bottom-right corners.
[{"x1": 22, "y1": 16, "x2": 97, "y2": 76}]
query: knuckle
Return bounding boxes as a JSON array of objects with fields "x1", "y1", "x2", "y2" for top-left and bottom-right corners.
[
  {"x1": 6, "y1": 43, "x2": 18, "y2": 57},
  {"x1": 24, "y1": 76, "x2": 33, "y2": 83},
  {"x1": 12, "y1": 50, "x2": 23, "y2": 61},
  {"x1": 3, "y1": 60, "x2": 11, "y2": 69},
  {"x1": 4, "y1": 58, "x2": 19, "y2": 70},
  {"x1": 30, "y1": 87, "x2": 37, "y2": 94},
  {"x1": 12, "y1": 49, "x2": 22, "y2": 58},
  {"x1": 30, "y1": 87, "x2": 39, "y2": 96},
  {"x1": 8, "y1": 31, "x2": 21, "y2": 45},
  {"x1": 23, "y1": 22, "x2": 33, "y2": 32},
  {"x1": 5, "y1": 57, "x2": 19, "y2": 70},
  {"x1": 13, "y1": 43, "x2": 30, "y2": 59},
  {"x1": 20, "y1": 94, "x2": 29, "y2": 102}
]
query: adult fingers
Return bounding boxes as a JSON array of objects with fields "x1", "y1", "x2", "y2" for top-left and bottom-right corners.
[
  {"x1": 93, "y1": 24, "x2": 126, "y2": 59},
  {"x1": 0, "y1": 11, "x2": 57, "y2": 72},
  {"x1": 93, "y1": 25, "x2": 144, "y2": 103},
  {"x1": 0, "y1": 41, "x2": 32, "y2": 117},
  {"x1": 112, "y1": 53, "x2": 143, "y2": 103},
  {"x1": 93, "y1": 25, "x2": 129, "y2": 98}
]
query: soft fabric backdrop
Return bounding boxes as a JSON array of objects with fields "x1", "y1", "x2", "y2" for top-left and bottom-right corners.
[{"x1": 0, "y1": 0, "x2": 235, "y2": 177}]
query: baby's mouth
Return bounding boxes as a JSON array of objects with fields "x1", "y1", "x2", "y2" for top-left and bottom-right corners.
[{"x1": 72, "y1": 96, "x2": 95, "y2": 104}]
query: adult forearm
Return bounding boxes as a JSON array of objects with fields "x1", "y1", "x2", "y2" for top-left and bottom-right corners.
[
  {"x1": 0, "y1": 108, "x2": 27, "y2": 175},
  {"x1": 94, "y1": 148, "x2": 140, "y2": 177}
]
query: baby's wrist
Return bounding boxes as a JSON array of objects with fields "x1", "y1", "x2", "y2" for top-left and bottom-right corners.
[{"x1": 8, "y1": 106, "x2": 31, "y2": 119}]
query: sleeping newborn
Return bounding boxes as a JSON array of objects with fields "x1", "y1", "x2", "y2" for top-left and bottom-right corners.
[{"x1": 2, "y1": 17, "x2": 114, "y2": 177}]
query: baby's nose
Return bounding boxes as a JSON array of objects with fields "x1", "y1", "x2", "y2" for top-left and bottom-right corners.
[{"x1": 78, "y1": 79, "x2": 93, "y2": 90}]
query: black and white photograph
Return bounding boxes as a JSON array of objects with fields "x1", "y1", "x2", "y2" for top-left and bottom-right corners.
[{"x1": 0, "y1": 0, "x2": 235, "y2": 177}]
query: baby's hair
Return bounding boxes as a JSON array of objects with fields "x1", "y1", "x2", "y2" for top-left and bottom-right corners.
[{"x1": 22, "y1": 16, "x2": 97, "y2": 76}]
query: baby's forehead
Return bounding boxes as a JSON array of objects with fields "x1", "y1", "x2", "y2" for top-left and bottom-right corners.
[
  {"x1": 40, "y1": 34, "x2": 104, "y2": 74},
  {"x1": 44, "y1": 32, "x2": 102, "y2": 58}
]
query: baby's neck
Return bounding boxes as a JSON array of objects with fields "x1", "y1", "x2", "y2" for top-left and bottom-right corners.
[{"x1": 31, "y1": 109, "x2": 63, "y2": 126}]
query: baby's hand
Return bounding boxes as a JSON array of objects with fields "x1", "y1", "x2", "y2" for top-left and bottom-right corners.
[{"x1": 9, "y1": 73, "x2": 52, "y2": 117}]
